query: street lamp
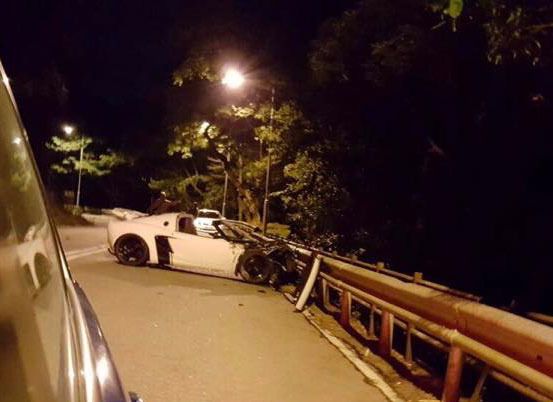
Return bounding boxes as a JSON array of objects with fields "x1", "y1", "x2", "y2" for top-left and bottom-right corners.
[
  {"x1": 220, "y1": 67, "x2": 273, "y2": 233},
  {"x1": 222, "y1": 68, "x2": 245, "y2": 89},
  {"x1": 62, "y1": 124, "x2": 85, "y2": 208},
  {"x1": 62, "y1": 124, "x2": 75, "y2": 135},
  {"x1": 221, "y1": 68, "x2": 245, "y2": 217}
]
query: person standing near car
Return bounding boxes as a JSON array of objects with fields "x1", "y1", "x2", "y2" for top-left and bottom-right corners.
[{"x1": 148, "y1": 191, "x2": 179, "y2": 214}]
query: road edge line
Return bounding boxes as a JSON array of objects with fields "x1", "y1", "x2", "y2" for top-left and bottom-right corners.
[
  {"x1": 302, "y1": 309, "x2": 405, "y2": 402},
  {"x1": 66, "y1": 245, "x2": 106, "y2": 261},
  {"x1": 65, "y1": 245, "x2": 104, "y2": 256}
]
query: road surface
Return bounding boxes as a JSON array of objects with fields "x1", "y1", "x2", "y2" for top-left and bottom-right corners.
[{"x1": 59, "y1": 226, "x2": 389, "y2": 402}]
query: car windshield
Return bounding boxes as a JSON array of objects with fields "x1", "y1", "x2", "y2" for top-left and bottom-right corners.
[{"x1": 197, "y1": 211, "x2": 220, "y2": 219}]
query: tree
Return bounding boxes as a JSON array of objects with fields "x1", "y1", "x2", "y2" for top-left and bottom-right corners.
[
  {"x1": 428, "y1": 0, "x2": 553, "y2": 63},
  {"x1": 46, "y1": 135, "x2": 129, "y2": 177},
  {"x1": 276, "y1": 143, "x2": 349, "y2": 240},
  {"x1": 306, "y1": 0, "x2": 553, "y2": 312},
  {"x1": 167, "y1": 98, "x2": 310, "y2": 223},
  {"x1": 148, "y1": 168, "x2": 220, "y2": 212}
]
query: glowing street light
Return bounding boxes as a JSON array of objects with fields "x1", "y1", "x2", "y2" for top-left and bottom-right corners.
[
  {"x1": 62, "y1": 124, "x2": 75, "y2": 136},
  {"x1": 222, "y1": 68, "x2": 245, "y2": 89}
]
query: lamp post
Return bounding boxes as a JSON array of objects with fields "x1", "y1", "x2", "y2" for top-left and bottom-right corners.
[
  {"x1": 221, "y1": 151, "x2": 230, "y2": 217},
  {"x1": 221, "y1": 68, "x2": 245, "y2": 218},
  {"x1": 221, "y1": 67, "x2": 274, "y2": 232},
  {"x1": 62, "y1": 124, "x2": 84, "y2": 208},
  {"x1": 261, "y1": 87, "x2": 275, "y2": 234}
]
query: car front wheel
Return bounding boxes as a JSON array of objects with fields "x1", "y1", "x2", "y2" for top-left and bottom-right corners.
[
  {"x1": 114, "y1": 234, "x2": 149, "y2": 266},
  {"x1": 238, "y1": 252, "x2": 273, "y2": 284}
]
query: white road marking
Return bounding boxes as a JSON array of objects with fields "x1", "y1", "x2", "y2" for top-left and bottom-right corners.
[
  {"x1": 65, "y1": 245, "x2": 106, "y2": 261},
  {"x1": 65, "y1": 245, "x2": 104, "y2": 256},
  {"x1": 302, "y1": 309, "x2": 405, "y2": 402}
]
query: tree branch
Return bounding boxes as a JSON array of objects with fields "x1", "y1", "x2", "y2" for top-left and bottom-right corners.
[{"x1": 527, "y1": 22, "x2": 553, "y2": 33}]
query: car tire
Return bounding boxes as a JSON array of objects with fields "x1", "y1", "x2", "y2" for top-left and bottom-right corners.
[
  {"x1": 114, "y1": 234, "x2": 149, "y2": 266},
  {"x1": 238, "y1": 252, "x2": 273, "y2": 284}
]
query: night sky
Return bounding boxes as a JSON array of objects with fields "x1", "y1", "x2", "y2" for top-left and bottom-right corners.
[{"x1": 0, "y1": 0, "x2": 352, "y2": 156}]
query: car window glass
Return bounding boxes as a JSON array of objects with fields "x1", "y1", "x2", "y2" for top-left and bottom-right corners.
[
  {"x1": 179, "y1": 216, "x2": 197, "y2": 235},
  {"x1": 0, "y1": 74, "x2": 74, "y2": 401}
]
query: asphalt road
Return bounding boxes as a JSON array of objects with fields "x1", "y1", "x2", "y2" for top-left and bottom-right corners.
[{"x1": 59, "y1": 226, "x2": 388, "y2": 402}]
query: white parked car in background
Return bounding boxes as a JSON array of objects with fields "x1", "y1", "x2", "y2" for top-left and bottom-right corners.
[
  {"x1": 193, "y1": 208, "x2": 223, "y2": 233},
  {"x1": 107, "y1": 213, "x2": 297, "y2": 285}
]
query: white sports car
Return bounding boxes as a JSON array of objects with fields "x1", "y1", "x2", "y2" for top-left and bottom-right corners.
[{"x1": 107, "y1": 213, "x2": 297, "y2": 284}]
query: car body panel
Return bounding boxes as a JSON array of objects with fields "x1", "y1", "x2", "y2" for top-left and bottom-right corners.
[
  {"x1": 167, "y1": 232, "x2": 244, "y2": 279},
  {"x1": 108, "y1": 213, "x2": 245, "y2": 279},
  {"x1": 0, "y1": 59, "x2": 131, "y2": 402},
  {"x1": 72, "y1": 282, "x2": 128, "y2": 402},
  {"x1": 107, "y1": 213, "x2": 187, "y2": 263}
]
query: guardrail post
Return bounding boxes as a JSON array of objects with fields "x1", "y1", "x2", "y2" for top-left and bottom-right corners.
[
  {"x1": 321, "y1": 278, "x2": 329, "y2": 309},
  {"x1": 339, "y1": 290, "x2": 351, "y2": 327},
  {"x1": 405, "y1": 322, "x2": 413, "y2": 364},
  {"x1": 469, "y1": 365, "x2": 490, "y2": 402},
  {"x1": 379, "y1": 310, "x2": 393, "y2": 357},
  {"x1": 368, "y1": 304, "x2": 375, "y2": 337},
  {"x1": 295, "y1": 253, "x2": 321, "y2": 311},
  {"x1": 442, "y1": 345, "x2": 465, "y2": 402}
]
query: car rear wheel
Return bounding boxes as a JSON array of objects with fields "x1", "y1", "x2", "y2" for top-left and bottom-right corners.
[
  {"x1": 114, "y1": 235, "x2": 149, "y2": 266},
  {"x1": 239, "y1": 253, "x2": 272, "y2": 284}
]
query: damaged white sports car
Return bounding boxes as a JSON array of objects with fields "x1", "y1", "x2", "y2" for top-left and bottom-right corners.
[{"x1": 107, "y1": 213, "x2": 297, "y2": 284}]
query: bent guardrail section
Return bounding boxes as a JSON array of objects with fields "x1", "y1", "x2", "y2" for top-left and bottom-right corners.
[{"x1": 284, "y1": 243, "x2": 553, "y2": 402}]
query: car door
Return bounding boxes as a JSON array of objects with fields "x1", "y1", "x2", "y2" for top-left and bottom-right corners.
[{"x1": 167, "y1": 232, "x2": 244, "y2": 279}]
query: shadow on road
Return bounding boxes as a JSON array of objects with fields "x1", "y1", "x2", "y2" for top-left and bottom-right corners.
[{"x1": 71, "y1": 252, "x2": 275, "y2": 298}]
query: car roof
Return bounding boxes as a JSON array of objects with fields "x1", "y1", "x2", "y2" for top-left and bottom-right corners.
[{"x1": 197, "y1": 208, "x2": 220, "y2": 213}]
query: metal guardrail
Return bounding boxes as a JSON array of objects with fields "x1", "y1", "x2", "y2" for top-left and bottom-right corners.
[
  {"x1": 279, "y1": 237, "x2": 482, "y2": 302},
  {"x1": 282, "y1": 243, "x2": 553, "y2": 402}
]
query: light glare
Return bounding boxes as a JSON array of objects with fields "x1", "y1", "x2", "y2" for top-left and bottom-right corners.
[
  {"x1": 96, "y1": 356, "x2": 109, "y2": 385},
  {"x1": 199, "y1": 121, "x2": 210, "y2": 133},
  {"x1": 62, "y1": 124, "x2": 75, "y2": 135},
  {"x1": 222, "y1": 68, "x2": 245, "y2": 89}
]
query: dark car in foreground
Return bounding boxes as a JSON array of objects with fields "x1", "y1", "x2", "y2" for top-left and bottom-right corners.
[{"x1": 0, "y1": 61, "x2": 139, "y2": 402}]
